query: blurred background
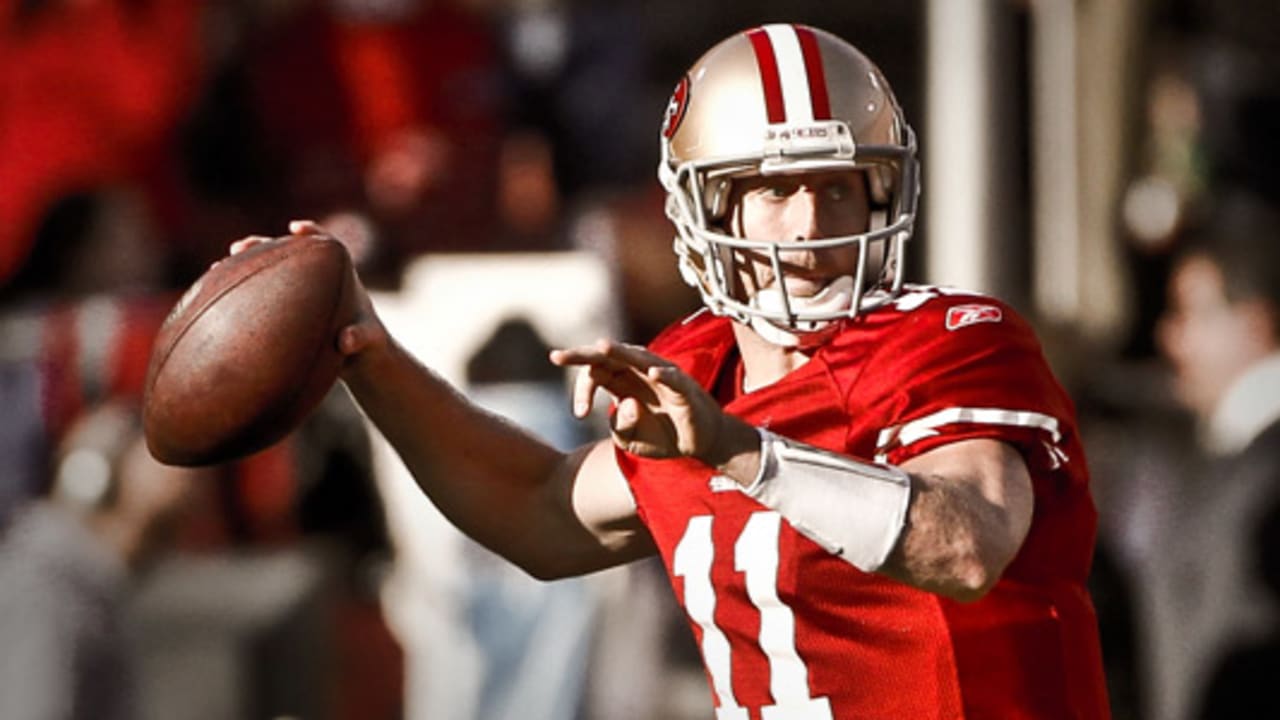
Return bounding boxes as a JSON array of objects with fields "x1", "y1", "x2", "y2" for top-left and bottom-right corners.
[{"x1": 1, "y1": 0, "x2": 1278, "y2": 719}]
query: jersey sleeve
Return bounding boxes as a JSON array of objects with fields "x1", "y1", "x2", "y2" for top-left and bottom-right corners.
[{"x1": 849, "y1": 293, "x2": 1080, "y2": 484}]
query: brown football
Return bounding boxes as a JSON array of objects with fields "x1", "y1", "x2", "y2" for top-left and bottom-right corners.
[{"x1": 143, "y1": 236, "x2": 357, "y2": 466}]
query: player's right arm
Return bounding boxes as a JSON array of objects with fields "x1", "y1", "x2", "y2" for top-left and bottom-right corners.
[
  {"x1": 238, "y1": 223, "x2": 655, "y2": 580},
  {"x1": 341, "y1": 332, "x2": 655, "y2": 579}
]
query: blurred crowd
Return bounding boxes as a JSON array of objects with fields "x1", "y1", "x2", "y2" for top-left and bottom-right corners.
[
  {"x1": 1080, "y1": 2, "x2": 1280, "y2": 720},
  {"x1": 0, "y1": 1, "x2": 1277, "y2": 719},
  {"x1": 0, "y1": 1, "x2": 713, "y2": 718}
]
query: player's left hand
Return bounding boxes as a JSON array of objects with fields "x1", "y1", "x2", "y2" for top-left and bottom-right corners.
[{"x1": 550, "y1": 340, "x2": 730, "y2": 462}]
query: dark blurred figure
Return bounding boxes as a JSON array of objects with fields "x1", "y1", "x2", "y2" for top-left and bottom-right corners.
[
  {"x1": 0, "y1": 401, "x2": 207, "y2": 720},
  {"x1": 1140, "y1": 191, "x2": 1280, "y2": 720},
  {"x1": 0, "y1": 0, "x2": 203, "y2": 290},
  {"x1": 0, "y1": 185, "x2": 181, "y2": 527},
  {"x1": 1196, "y1": 500, "x2": 1280, "y2": 719},
  {"x1": 293, "y1": 388, "x2": 404, "y2": 720},
  {"x1": 1180, "y1": 2, "x2": 1280, "y2": 208},
  {"x1": 203, "y1": 0, "x2": 505, "y2": 283},
  {"x1": 499, "y1": 0, "x2": 653, "y2": 199},
  {"x1": 1087, "y1": 537, "x2": 1144, "y2": 720}
]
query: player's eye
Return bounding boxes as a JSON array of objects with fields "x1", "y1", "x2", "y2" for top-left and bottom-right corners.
[
  {"x1": 824, "y1": 181, "x2": 850, "y2": 201},
  {"x1": 756, "y1": 180, "x2": 798, "y2": 200}
]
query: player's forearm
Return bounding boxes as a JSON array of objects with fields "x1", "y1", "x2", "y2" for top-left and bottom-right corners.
[
  {"x1": 340, "y1": 336, "x2": 582, "y2": 575},
  {"x1": 886, "y1": 441, "x2": 1034, "y2": 601},
  {"x1": 709, "y1": 422, "x2": 1031, "y2": 602}
]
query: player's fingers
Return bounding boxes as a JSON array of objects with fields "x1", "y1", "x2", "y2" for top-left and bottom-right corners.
[
  {"x1": 229, "y1": 235, "x2": 273, "y2": 255},
  {"x1": 564, "y1": 344, "x2": 662, "y2": 392},
  {"x1": 569, "y1": 363, "x2": 600, "y2": 418},
  {"x1": 554, "y1": 339, "x2": 658, "y2": 374},
  {"x1": 647, "y1": 364, "x2": 699, "y2": 399},
  {"x1": 551, "y1": 345, "x2": 628, "y2": 404},
  {"x1": 550, "y1": 340, "x2": 614, "y2": 367},
  {"x1": 553, "y1": 342, "x2": 667, "y2": 413},
  {"x1": 547, "y1": 347, "x2": 582, "y2": 368},
  {"x1": 612, "y1": 397, "x2": 640, "y2": 439},
  {"x1": 604, "y1": 341, "x2": 669, "y2": 373},
  {"x1": 288, "y1": 219, "x2": 326, "y2": 236}
]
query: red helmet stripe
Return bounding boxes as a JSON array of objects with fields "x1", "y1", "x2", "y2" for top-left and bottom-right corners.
[
  {"x1": 794, "y1": 26, "x2": 832, "y2": 120},
  {"x1": 747, "y1": 28, "x2": 786, "y2": 123}
]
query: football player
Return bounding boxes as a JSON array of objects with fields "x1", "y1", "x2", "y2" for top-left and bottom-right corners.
[{"x1": 250, "y1": 23, "x2": 1110, "y2": 718}]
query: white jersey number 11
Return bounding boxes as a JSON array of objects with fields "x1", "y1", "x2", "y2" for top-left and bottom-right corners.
[{"x1": 673, "y1": 511, "x2": 834, "y2": 720}]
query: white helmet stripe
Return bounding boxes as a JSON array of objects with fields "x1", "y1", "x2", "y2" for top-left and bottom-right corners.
[{"x1": 762, "y1": 24, "x2": 817, "y2": 123}]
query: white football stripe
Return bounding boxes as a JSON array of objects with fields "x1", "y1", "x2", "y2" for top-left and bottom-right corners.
[{"x1": 762, "y1": 24, "x2": 814, "y2": 123}]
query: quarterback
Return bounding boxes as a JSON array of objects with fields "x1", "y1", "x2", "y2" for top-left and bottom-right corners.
[{"x1": 249, "y1": 23, "x2": 1109, "y2": 719}]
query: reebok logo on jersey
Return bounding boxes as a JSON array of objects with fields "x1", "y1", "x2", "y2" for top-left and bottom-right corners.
[{"x1": 945, "y1": 303, "x2": 1003, "y2": 331}]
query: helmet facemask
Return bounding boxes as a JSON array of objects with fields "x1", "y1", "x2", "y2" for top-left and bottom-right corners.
[
  {"x1": 661, "y1": 123, "x2": 918, "y2": 346},
  {"x1": 658, "y1": 24, "x2": 920, "y2": 348}
]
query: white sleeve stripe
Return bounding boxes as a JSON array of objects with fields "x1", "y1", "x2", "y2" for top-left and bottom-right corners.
[{"x1": 875, "y1": 407, "x2": 1063, "y2": 460}]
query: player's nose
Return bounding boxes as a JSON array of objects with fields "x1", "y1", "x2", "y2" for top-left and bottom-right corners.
[{"x1": 784, "y1": 189, "x2": 827, "y2": 241}]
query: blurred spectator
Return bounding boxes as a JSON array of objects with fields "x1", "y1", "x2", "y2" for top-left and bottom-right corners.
[
  {"x1": 1132, "y1": 191, "x2": 1280, "y2": 720},
  {"x1": 0, "y1": 401, "x2": 207, "y2": 720},
  {"x1": 0, "y1": 184, "x2": 177, "y2": 523},
  {"x1": 0, "y1": 286, "x2": 173, "y2": 526},
  {"x1": 1196, "y1": 498, "x2": 1280, "y2": 719},
  {"x1": 165, "y1": 0, "x2": 366, "y2": 277},
  {"x1": 1, "y1": 186, "x2": 172, "y2": 305},
  {"x1": 1086, "y1": 535, "x2": 1144, "y2": 720},
  {"x1": 293, "y1": 388, "x2": 404, "y2": 720},
  {"x1": 123, "y1": 387, "x2": 401, "y2": 720},
  {"x1": 0, "y1": 0, "x2": 203, "y2": 287},
  {"x1": 202, "y1": 0, "x2": 506, "y2": 283},
  {"x1": 328, "y1": 0, "x2": 506, "y2": 277},
  {"x1": 1157, "y1": 193, "x2": 1280, "y2": 456},
  {"x1": 1181, "y1": 17, "x2": 1280, "y2": 207},
  {"x1": 0, "y1": 190, "x2": 399, "y2": 719},
  {"x1": 492, "y1": 129, "x2": 565, "y2": 250},
  {"x1": 499, "y1": 0, "x2": 654, "y2": 199}
]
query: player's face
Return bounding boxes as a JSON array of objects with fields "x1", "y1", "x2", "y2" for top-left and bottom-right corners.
[{"x1": 726, "y1": 170, "x2": 873, "y2": 302}]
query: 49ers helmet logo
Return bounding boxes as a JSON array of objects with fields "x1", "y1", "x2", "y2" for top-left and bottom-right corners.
[{"x1": 662, "y1": 75, "x2": 691, "y2": 139}]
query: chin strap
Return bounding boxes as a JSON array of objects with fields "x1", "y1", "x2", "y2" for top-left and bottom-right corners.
[
  {"x1": 743, "y1": 428, "x2": 912, "y2": 572},
  {"x1": 747, "y1": 275, "x2": 854, "y2": 348}
]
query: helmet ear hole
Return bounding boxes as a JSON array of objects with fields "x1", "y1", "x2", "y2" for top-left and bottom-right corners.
[{"x1": 704, "y1": 176, "x2": 732, "y2": 221}]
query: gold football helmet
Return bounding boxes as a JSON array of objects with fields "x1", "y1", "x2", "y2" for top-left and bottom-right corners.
[{"x1": 659, "y1": 24, "x2": 919, "y2": 342}]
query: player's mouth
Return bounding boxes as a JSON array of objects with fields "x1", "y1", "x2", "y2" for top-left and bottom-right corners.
[
  {"x1": 783, "y1": 274, "x2": 844, "y2": 300},
  {"x1": 753, "y1": 275, "x2": 855, "y2": 318}
]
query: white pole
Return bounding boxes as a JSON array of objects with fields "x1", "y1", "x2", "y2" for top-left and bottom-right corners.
[
  {"x1": 925, "y1": 0, "x2": 997, "y2": 294},
  {"x1": 1030, "y1": 0, "x2": 1082, "y2": 324}
]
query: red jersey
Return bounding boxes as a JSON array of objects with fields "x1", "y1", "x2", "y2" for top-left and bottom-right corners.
[{"x1": 617, "y1": 286, "x2": 1110, "y2": 719}]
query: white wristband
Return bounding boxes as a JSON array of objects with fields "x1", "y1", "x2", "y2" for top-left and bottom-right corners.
[{"x1": 743, "y1": 428, "x2": 911, "y2": 572}]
